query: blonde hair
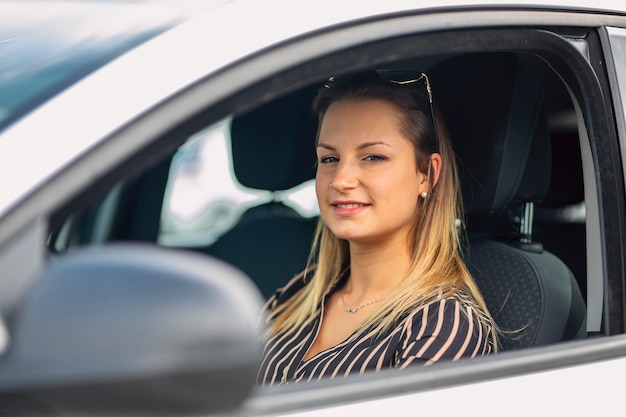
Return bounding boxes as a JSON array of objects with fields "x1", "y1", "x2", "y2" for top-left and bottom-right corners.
[{"x1": 269, "y1": 73, "x2": 499, "y2": 350}]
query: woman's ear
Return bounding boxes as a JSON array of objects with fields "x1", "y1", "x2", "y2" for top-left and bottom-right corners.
[
  {"x1": 430, "y1": 153, "x2": 442, "y2": 188},
  {"x1": 417, "y1": 153, "x2": 442, "y2": 197}
]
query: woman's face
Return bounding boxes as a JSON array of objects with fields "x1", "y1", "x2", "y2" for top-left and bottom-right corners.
[{"x1": 315, "y1": 98, "x2": 429, "y2": 247}]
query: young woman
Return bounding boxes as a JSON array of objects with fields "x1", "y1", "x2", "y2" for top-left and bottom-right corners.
[{"x1": 257, "y1": 71, "x2": 497, "y2": 386}]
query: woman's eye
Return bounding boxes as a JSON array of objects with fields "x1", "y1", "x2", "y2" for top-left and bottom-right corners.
[
  {"x1": 364, "y1": 154, "x2": 387, "y2": 162},
  {"x1": 320, "y1": 155, "x2": 338, "y2": 164}
]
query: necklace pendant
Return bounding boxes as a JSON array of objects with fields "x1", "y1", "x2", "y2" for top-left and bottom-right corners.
[{"x1": 341, "y1": 294, "x2": 382, "y2": 314}]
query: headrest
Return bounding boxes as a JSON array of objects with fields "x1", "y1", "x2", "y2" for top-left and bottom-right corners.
[
  {"x1": 431, "y1": 53, "x2": 544, "y2": 215},
  {"x1": 513, "y1": 113, "x2": 552, "y2": 204},
  {"x1": 230, "y1": 86, "x2": 319, "y2": 191}
]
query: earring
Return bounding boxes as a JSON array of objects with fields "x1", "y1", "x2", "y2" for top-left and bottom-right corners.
[{"x1": 421, "y1": 191, "x2": 428, "y2": 199}]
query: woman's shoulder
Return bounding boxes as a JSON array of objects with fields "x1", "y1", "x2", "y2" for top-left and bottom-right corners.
[
  {"x1": 394, "y1": 290, "x2": 495, "y2": 365},
  {"x1": 402, "y1": 290, "x2": 493, "y2": 331},
  {"x1": 262, "y1": 269, "x2": 311, "y2": 314}
]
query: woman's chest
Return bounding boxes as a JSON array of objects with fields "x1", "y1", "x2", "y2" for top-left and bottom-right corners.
[{"x1": 266, "y1": 324, "x2": 403, "y2": 385}]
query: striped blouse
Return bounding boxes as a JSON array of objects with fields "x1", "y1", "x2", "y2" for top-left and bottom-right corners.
[{"x1": 257, "y1": 272, "x2": 495, "y2": 386}]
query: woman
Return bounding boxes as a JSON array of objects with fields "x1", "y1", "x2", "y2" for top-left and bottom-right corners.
[{"x1": 257, "y1": 71, "x2": 497, "y2": 386}]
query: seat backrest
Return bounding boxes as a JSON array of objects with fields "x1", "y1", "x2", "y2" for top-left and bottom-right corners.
[
  {"x1": 203, "y1": 87, "x2": 320, "y2": 298},
  {"x1": 432, "y1": 53, "x2": 586, "y2": 349},
  {"x1": 468, "y1": 129, "x2": 587, "y2": 348}
]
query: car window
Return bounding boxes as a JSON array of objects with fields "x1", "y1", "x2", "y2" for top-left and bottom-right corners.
[
  {"x1": 50, "y1": 46, "x2": 592, "y2": 318},
  {"x1": 50, "y1": 48, "x2": 587, "y2": 296}
]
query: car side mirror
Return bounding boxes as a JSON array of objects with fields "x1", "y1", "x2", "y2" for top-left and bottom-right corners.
[{"x1": 0, "y1": 243, "x2": 265, "y2": 415}]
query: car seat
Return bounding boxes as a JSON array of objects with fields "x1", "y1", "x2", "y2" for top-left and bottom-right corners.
[
  {"x1": 202, "y1": 87, "x2": 320, "y2": 298},
  {"x1": 432, "y1": 52, "x2": 586, "y2": 349}
]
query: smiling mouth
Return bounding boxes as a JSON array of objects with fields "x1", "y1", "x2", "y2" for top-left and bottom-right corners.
[{"x1": 333, "y1": 203, "x2": 370, "y2": 208}]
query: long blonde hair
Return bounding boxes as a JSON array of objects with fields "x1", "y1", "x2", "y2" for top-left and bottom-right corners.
[{"x1": 269, "y1": 72, "x2": 498, "y2": 349}]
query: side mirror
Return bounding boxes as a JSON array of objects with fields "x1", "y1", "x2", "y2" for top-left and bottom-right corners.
[{"x1": 0, "y1": 244, "x2": 265, "y2": 415}]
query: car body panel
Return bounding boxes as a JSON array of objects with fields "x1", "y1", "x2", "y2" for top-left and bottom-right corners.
[
  {"x1": 280, "y1": 355, "x2": 626, "y2": 416},
  {"x1": 242, "y1": 334, "x2": 626, "y2": 416}
]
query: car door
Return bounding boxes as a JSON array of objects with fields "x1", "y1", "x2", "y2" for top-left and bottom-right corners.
[{"x1": 1, "y1": 1, "x2": 626, "y2": 415}]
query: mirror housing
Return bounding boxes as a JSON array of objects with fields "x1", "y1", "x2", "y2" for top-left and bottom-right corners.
[{"x1": 0, "y1": 243, "x2": 265, "y2": 415}]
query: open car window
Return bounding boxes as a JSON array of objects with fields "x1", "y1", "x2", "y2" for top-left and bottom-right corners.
[{"x1": 50, "y1": 40, "x2": 597, "y2": 323}]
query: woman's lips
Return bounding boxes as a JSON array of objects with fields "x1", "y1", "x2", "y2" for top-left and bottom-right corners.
[{"x1": 332, "y1": 201, "x2": 370, "y2": 216}]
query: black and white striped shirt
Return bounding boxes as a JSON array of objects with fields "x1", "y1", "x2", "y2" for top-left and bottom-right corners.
[{"x1": 257, "y1": 273, "x2": 494, "y2": 386}]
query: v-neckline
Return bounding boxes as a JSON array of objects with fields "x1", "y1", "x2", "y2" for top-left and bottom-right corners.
[{"x1": 299, "y1": 269, "x2": 355, "y2": 364}]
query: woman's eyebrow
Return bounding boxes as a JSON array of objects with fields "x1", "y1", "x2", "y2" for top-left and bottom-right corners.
[
  {"x1": 317, "y1": 141, "x2": 391, "y2": 150},
  {"x1": 317, "y1": 143, "x2": 335, "y2": 151},
  {"x1": 358, "y1": 141, "x2": 392, "y2": 149}
]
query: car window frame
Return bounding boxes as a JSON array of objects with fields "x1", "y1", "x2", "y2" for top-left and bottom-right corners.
[{"x1": 599, "y1": 26, "x2": 626, "y2": 332}]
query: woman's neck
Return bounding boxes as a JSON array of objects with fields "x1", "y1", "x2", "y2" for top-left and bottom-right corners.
[{"x1": 344, "y1": 238, "x2": 411, "y2": 301}]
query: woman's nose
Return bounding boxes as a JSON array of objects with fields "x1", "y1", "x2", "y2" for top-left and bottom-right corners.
[{"x1": 330, "y1": 161, "x2": 358, "y2": 191}]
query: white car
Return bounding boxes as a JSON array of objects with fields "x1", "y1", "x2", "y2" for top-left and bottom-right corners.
[{"x1": 1, "y1": 0, "x2": 626, "y2": 415}]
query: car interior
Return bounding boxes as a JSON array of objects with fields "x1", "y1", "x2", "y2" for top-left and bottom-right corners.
[{"x1": 48, "y1": 32, "x2": 594, "y2": 357}]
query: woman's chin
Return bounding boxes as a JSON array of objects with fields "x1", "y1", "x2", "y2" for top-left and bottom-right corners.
[{"x1": 331, "y1": 230, "x2": 377, "y2": 245}]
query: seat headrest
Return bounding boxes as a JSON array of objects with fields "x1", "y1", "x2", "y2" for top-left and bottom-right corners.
[
  {"x1": 230, "y1": 86, "x2": 319, "y2": 191},
  {"x1": 431, "y1": 53, "x2": 544, "y2": 215},
  {"x1": 513, "y1": 113, "x2": 552, "y2": 204}
]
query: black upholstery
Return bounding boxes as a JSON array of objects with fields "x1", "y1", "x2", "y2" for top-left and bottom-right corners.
[
  {"x1": 203, "y1": 203, "x2": 317, "y2": 297},
  {"x1": 230, "y1": 87, "x2": 318, "y2": 191},
  {"x1": 432, "y1": 53, "x2": 543, "y2": 216},
  {"x1": 433, "y1": 53, "x2": 586, "y2": 349},
  {"x1": 466, "y1": 240, "x2": 586, "y2": 348},
  {"x1": 467, "y1": 240, "x2": 586, "y2": 350},
  {"x1": 204, "y1": 87, "x2": 320, "y2": 298},
  {"x1": 513, "y1": 113, "x2": 552, "y2": 204}
]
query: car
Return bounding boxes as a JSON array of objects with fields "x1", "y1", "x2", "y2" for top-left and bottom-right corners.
[{"x1": 0, "y1": 0, "x2": 626, "y2": 415}]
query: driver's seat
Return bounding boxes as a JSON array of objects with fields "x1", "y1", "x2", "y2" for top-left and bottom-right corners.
[{"x1": 433, "y1": 52, "x2": 586, "y2": 349}]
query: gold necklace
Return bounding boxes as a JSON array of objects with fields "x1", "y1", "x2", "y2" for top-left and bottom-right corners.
[{"x1": 341, "y1": 294, "x2": 382, "y2": 313}]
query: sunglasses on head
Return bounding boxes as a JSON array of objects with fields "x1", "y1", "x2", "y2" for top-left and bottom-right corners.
[
  {"x1": 388, "y1": 72, "x2": 439, "y2": 154},
  {"x1": 326, "y1": 71, "x2": 440, "y2": 153}
]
